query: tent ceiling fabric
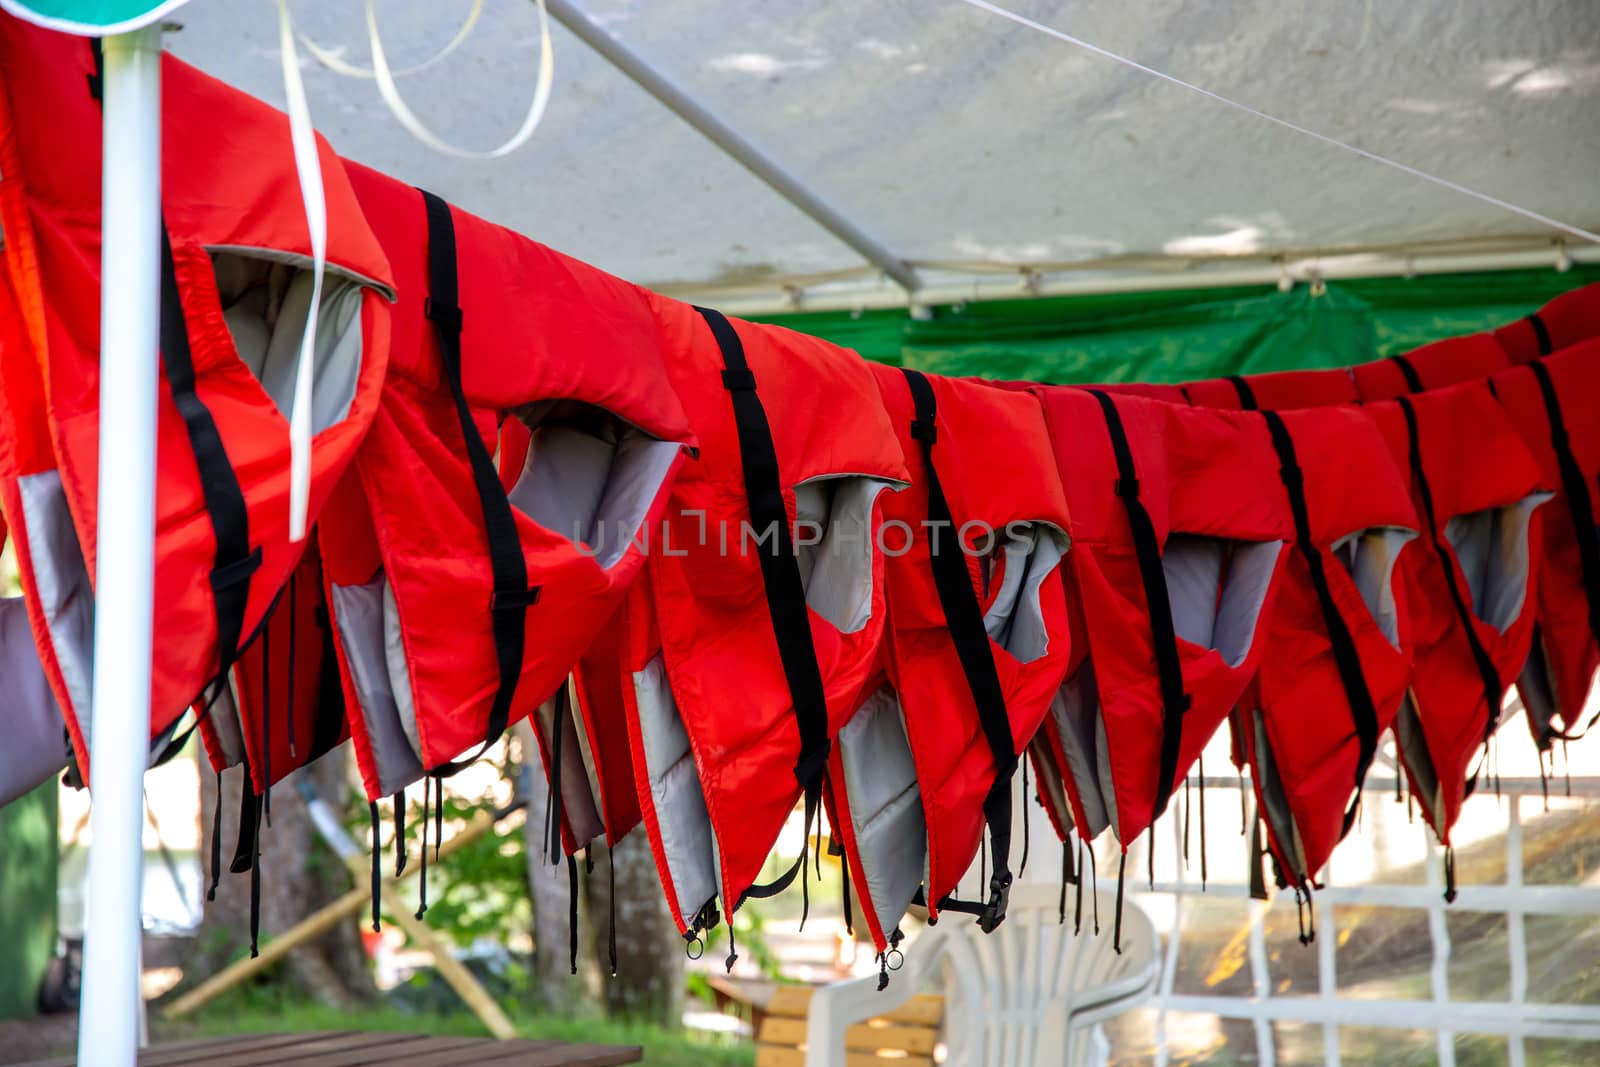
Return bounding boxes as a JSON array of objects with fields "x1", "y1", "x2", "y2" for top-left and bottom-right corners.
[{"x1": 169, "y1": 0, "x2": 1600, "y2": 312}]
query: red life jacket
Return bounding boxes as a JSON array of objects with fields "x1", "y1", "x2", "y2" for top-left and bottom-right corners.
[
  {"x1": 1352, "y1": 334, "x2": 1510, "y2": 402},
  {"x1": 0, "y1": 25, "x2": 394, "y2": 781},
  {"x1": 1028, "y1": 389, "x2": 1291, "y2": 891},
  {"x1": 320, "y1": 163, "x2": 693, "y2": 805},
  {"x1": 621, "y1": 303, "x2": 908, "y2": 947},
  {"x1": 1494, "y1": 282, "x2": 1600, "y2": 363},
  {"x1": 827, "y1": 367, "x2": 1072, "y2": 953},
  {"x1": 1367, "y1": 384, "x2": 1550, "y2": 865},
  {"x1": 1185, "y1": 367, "x2": 1359, "y2": 411},
  {"x1": 1092, "y1": 382, "x2": 1193, "y2": 403},
  {"x1": 1232, "y1": 407, "x2": 1419, "y2": 886},
  {"x1": 1489, "y1": 341, "x2": 1600, "y2": 748}
]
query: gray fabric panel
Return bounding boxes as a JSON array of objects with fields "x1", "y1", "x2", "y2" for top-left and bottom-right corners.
[
  {"x1": 1051, "y1": 668, "x2": 1109, "y2": 839},
  {"x1": 380, "y1": 580, "x2": 423, "y2": 760},
  {"x1": 17, "y1": 470, "x2": 94, "y2": 728},
  {"x1": 566, "y1": 675, "x2": 608, "y2": 828},
  {"x1": 1444, "y1": 493, "x2": 1550, "y2": 635},
  {"x1": 839, "y1": 684, "x2": 925, "y2": 940},
  {"x1": 983, "y1": 523, "x2": 1069, "y2": 663},
  {"x1": 794, "y1": 475, "x2": 896, "y2": 636},
  {"x1": 1096, "y1": 712, "x2": 1120, "y2": 843},
  {"x1": 1332, "y1": 527, "x2": 1416, "y2": 647},
  {"x1": 206, "y1": 676, "x2": 246, "y2": 768},
  {"x1": 215, "y1": 254, "x2": 367, "y2": 433},
  {"x1": 1027, "y1": 735, "x2": 1073, "y2": 836},
  {"x1": 0, "y1": 595, "x2": 67, "y2": 807},
  {"x1": 1393, "y1": 692, "x2": 1443, "y2": 831},
  {"x1": 505, "y1": 418, "x2": 681, "y2": 572},
  {"x1": 1165, "y1": 535, "x2": 1283, "y2": 667},
  {"x1": 330, "y1": 577, "x2": 424, "y2": 796},
  {"x1": 534, "y1": 686, "x2": 605, "y2": 848},
  {"x1": 1517, "y1": 639, "x2": 1561, "y2": 737},
  {"x1": 633, "y1": 652, "x2": 717, "y2": 928},
  {"x1": 1251, "y1": 707, "x2": 1307, "y2": 877}
]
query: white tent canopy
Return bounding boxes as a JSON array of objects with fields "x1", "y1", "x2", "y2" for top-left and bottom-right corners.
[{"x1": 169, "y1": 0, "x2": 1600, "y2": 313}]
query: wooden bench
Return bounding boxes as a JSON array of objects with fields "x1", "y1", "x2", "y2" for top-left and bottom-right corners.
[
  {"x1": 17, "y1": 1031, "x2": 642, "y2": 1066},
  {"x1": 754, "y1": 985, "x2": 944, "y2": 1067}
]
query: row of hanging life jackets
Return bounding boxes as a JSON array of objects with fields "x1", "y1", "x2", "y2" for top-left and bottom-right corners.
[{"x1": 1, "y1": 17, "x2": 1598, "y2": 967}]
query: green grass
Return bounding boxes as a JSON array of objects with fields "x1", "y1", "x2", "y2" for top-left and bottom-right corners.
[{"x1": 157, "y1": 989, "x2": 754, "y2": 1067}]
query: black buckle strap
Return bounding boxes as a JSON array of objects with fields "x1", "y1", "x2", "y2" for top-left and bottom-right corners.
[
  {"x1": 1397, "y1": 397, "x2": 1504, "y2": 752},
  {"x1": 419, "y1": 189, "x2": 539, "y2": 770},
  {"x1": 694, "y1": 306, "x2": 831, "y2": 786},
  {"x1": 902, "y1": 369, "x2": 1016, "y2": 931},
  {"x1": 1261, "y1": 412, "x2": 1382, "y2": 844},
  {"x1": 1528, "y1": 312, "x2": 1553, "y2": 356},
  {"x1": 1088, "y1": 389, "x2": 1191, "y2": 822},
  {"x1": 1390, "y1": 354, "x2": 1425, "y2": 395},
  {"x1": 1526, "y1": 361, "x2": 1600, "y2": 740},
  {"x1": 1226, "y1": 374, "x2": 1260, "y2": 411}
]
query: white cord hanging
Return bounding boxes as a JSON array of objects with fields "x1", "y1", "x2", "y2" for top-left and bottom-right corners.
[
  {"x1": 365, "y1": 0, "x2": 554, "y2": 160},
  {"x1": 957, "y1": 0, "x2": 1600, "y2": 247},
  {"x1": 298, "y1": 0, "x2": 484, "y2": 80},
  {"x1": 277, "y1": 0, "x2": 328, "y2": 544}
]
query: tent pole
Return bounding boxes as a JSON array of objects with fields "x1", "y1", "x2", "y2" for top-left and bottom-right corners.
[
  {"x1": 544, "y1": 0, "x2": 920, "y2": 295},
  {"x1": 76, "y1": 25, "x2": 163, "y2": 1067}
]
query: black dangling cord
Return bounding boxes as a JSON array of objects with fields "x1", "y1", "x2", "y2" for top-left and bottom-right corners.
[
  {"x1": 1539, "y1": 748, "x2": 1551, "y2": 813},
  {"x1": 1492, "y1": 735, "x2": 1502, "y2": 801},
  {"x1": 286, "y1": 577, "x2": 298, "y2": 760},
  {"x1": 394, "y1": 788, "x2": 409, "y2": 878},
  {"x1": 724, "y1": 912, "x2": 738, "y2": 974},
  {"x1": 207, "y1": 769, "x2": 223, "y2": 901},
  {"x1": 1074, "y1": 838, "x2": 1085, "y2": 935},
  {"x1": 1407, "y1": 791, "x2": 1415, "y2": 824},
  {"x1": 1240, "y1": 773, "x2": 1249, "y2": 834},
  {"x1": 1563, "y1": 739, "x2": 1573, "y2": 797},
  {"x1": 585, "y1": 848, "x2": 596, "y2": 876},
  {"x1": 840, "y1": 851, "x2": 854, "y2": 937},
  {"x1": 261, "y1": 623, "x2": 272, "y2": 828},
  {"x1": 978, "y1": 833, "x2": 988, "y2": 903},
  {"x1": 1112, "y1": 851, "x2": 1127, "y2": 955},
  {"x1": 248, "y1": 786, "x2": 263, "y2": 958},
  {"x1": 878, "y1": 951, "x2": 890, "y2": 991},
  {"x1": 369, "y1": 801, "x2": 382, "y2": 932},
  {"x1": 1443, "y1": 846, "x2": 1458, "y2": 904},
  {"x1": 548, "y1": 705, "x2": 566, "y2": 866},
  {"x1": 1183, "y1": 773, "x2": 1192, "y2": 867},
  {"x1": 1198, "y1": 752, "x2": 1209, "y2": 890},
  {"x1": 1299, "y1": 878, "x2": 1316, "y2": 944},
  {"x1": 1293, "y1": 884, "x2": 1308, "y2": 945},
  {"x1": 1395, "y1": 761, "x2": 1403, "y2": 803},
  {"x1": 1058, "y1": 843, "x2": 1069, "y2": 926},
  {"x1": 799, "y1": 824, "x2": 811, "y2": 933},
  {"x1": 1147, "y1": 823, "x2": 1156, "y2": 891},
  {"x1": 607, "y1": 844, "x2": 618, "y2": 978},
  {"x1": 566, "y1": 853, "x2": 579, "y2": 976},
  {"x1": 434, "y1": 777, "x2": 443, "y2": 862},
  {"x1": 415, "y1": 776, "x2": 430, "y2": 919},
  {"x1": 1019, "y1": 760, "x2": 1031, "y2": 877},
  {"x1": 1087, "y1": 839, "x2": 1100, "y2": 936}
]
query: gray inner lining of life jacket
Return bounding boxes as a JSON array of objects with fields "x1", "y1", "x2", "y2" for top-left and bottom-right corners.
[
  {"x1": 17, "y1": 470, "x2": 95, "y2": 735},
  {"x1": 0, "y1": 594, "x2": 67, "y2": 807},
  {"x1": 213, "y1": 251, "x2": 373, "y2": 436},
  {"x1": 1164, "y1": 535, "x2": 1284, "y2": 667},
  {"x1": 329, "y1": 575, "x2": 425, "y2": 797},
  {"x1": 534, "y1": 681, "x2": 605, "y2": 850},
  {"x1": 839, "y1": 521, "x2": 1069, "y2": 940},
  {"x1": 506, "y1": 399, "x2": 683, "y2": 572},
  {"x1": 631, "y1": 472, "x2": 899, "y2": 928}
]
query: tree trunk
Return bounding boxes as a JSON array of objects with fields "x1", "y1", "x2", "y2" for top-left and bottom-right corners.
[
  {"x1": 521, "y1": 724, "x2": 599, "y2": 1013},
  {"x1": 587, "y1": 827, "x2": 684, "y2": 1027},
  {"x1": 187, "y1": 749, "x2": 370, "y2": 1008}
]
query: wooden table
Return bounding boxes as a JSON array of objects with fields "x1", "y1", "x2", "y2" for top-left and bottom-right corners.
[{"x1": 18, "y1": 1031, "x2": 643, "y2": 1066}]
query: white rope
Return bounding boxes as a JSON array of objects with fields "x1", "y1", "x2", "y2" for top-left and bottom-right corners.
[
  {"x1": 277, "y1": 0, "x2": 328, "y2": 544},
  {"x1": 956, "y1": 0, "x2": 1600, "y2": 246},
  {"x1": 365, "y1": 0, "x2": 554, "y2": 159},
  {"x1": 299, "y1": 0, "x2": 484, "y2": 80}
]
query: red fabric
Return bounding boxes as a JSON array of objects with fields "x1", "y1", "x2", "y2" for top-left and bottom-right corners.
[
  {"x1": 337, "y1": 162, "x2": 692, "y2": 786},
  {"x1": 1367, "y1": 383, "x2": 1549, "y2": 843},
  {"x1": 1495, "y1": 282, "x2": 1600, "y2": 362},
  {"x1": 0, "y1": 23, "x2": 393, "y2": 781},
  {"x1": 1491, "y1": 341, "x2": 1600, "y2": 739},
  {"x1": 627, "y1": 301, "x2": 909, "y2": 930},
  {"x1": 1186, "y1": 367, "x2": 1358, "y2": 411},
  {"x1": 1031, "y1": 388, "x2": 1291, "y2": 849},
  {"x1": 831, "y1": 367, "x2": 1072, "y2": 947},
  {"x1": 1352, "y1": 333, "x2": 1510, "y2": 402},
  {"x1": 1236, "y1": 406, "x2": 1419, "y2": 882}
]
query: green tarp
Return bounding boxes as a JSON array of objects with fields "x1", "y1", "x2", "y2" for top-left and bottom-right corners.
[{"x1": 761, "y1": 265, "x2": 1600, "y2": 382}]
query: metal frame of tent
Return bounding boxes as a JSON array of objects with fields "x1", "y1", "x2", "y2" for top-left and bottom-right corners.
[{"x1": 49, "y1": 3, "x2": 1600, "y2": 1066}]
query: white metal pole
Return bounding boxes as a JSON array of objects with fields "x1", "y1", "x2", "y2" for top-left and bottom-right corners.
[{"x1": 77, "y1": 25, "x2": 164, "y2": 1067}]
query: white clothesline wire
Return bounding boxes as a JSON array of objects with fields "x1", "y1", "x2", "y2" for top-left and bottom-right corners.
[{"x1": 955, "y1": 0, "x2": 1600, "y2": 247}]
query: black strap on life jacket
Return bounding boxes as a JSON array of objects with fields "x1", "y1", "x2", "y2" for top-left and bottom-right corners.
[
  {"x1": 159, "y1": 228, "x2": 263, "y2": 711},
  {"x1": 694, "y1": 306, "x2": 830, "y2": 916},
  {"x1": 1396, "y1": 397, "x2": 1504, "y2": 749},
  {"x1": 1087, "y1": 389, "x2": 1191, "y2": 821},
  {"x1": 1390, "y1": 354, "x2": 1425, "y2": 395},
  {"x1": 1225, "y1": 375, "x2": 1259, "y2": 410},
  {"x1": 1526, "y1": 360, "x2": 1600, "y2": 740},
  {"x1": 419, "y1": 189, "x2": 540, "y2": 771},
  {"x1": 1527, "y1": 312, "x2": 1554, "y2": 356},
  {"x1": 901, "y1": 368, "x2": 1016, "y2": 933},
  {"x1": 1260, "y1": 412, "x2": 1382, "y2": 840}
]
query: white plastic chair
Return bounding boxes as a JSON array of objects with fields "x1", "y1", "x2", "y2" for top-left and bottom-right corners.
[{"x1": 806, "y1": 884, "x2": 1157, "y2": 1067}]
